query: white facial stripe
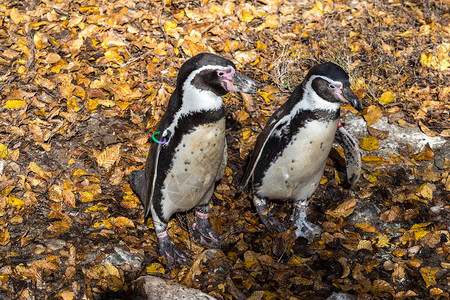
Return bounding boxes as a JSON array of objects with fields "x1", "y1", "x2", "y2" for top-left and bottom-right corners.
[
  {"x1": 163, "y1": 65, "x2": 232, "y2": 144},
  {"x1": 271, "y1": 75, "x2": 341, "y2": 138}
]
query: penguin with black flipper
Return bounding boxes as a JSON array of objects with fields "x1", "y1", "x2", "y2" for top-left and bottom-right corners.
[
  {"x1": 129, "y1": 53, "x2": 258, "y2": 267},
  {"x1": 237, "y1": 62, "x2": 362, "y2": 241}
]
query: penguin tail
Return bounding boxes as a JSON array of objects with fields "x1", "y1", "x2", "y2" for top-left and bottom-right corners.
[{"x1": 128, "y1": 170, "x2": 147, "y2": 205}]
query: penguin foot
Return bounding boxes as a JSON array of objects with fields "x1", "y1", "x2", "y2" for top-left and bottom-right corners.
[
  {"x1": 293, "y1": 220, "x2": 321, "y2": 241},
  {"x1": 292, "y1": 203, "x2": 321, "y2": 241},
  {"x1": 192, "y1": 211, "x2": 222, "y2": 248},
  {"x1": 157, "y1": 231, "x2": 190, "y2": 268},
  {"x1": 255, "y1": 205, "x2": 286, "y2": 232}
]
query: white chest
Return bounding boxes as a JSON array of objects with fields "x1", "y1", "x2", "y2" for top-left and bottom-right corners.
[
  {"x1": 257, "y1": 119, "x2": 339, "y2": 201},
  {"x1": 161, "y1": 119, "x2": 226, "y2": 216}
]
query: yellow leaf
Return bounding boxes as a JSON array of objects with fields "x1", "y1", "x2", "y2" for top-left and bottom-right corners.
[
  {"x1": 29, "y1": 161, "x2": 52, "y2": 179},
  {"x1": 97, "y1": 99, "x2": 116, "y2": 107},
  {"x1": 420, "y1": 43, "x2": 450, "y2": 71},
  {"x1": 72, "y1": 86, "x2": 85, "y2": 99},
  {"x1": 264, "y1": 14, "x2": 279, "y2": 28},
  {"x1": 0, "y1": 143, "x2": 11, "y2": 159},
  {"x1": 80, "y1": 191, "x2": 94, "y2": 202},
  {"x1": 67, "y1": 98, "x2": 80, "y2": 112},
  {"x1": 376, "y1": 234, "x2": 390, "y2": 248},
  {"x1": 236, "y1": 108, "x2": 250, "y2": 122},
  {"x1": 116, "y1": 101, "x2": 131, "y2": 111},
  {"x1": 146, "y1": 263, "x2": 165, "y2": 275},
  {"x1": 104, "y1": 50, "x2": 123, "y2": 64},
  {"x1": 49, "y1": 185, "x2": 63, "y2": 202},
  {"x1": 416, "y1": 183, "x2": 433, "y2": 201},
  {"x1": 10, "y1": 7, "x2": 25, "y2": 24},
  {"x1": 164, "y1": 20, "x2": 178, "y2": 32},
  {"x1": 4, "y1": 100, "x2": 25, "y2": 109},
  {"x1": 85, "y1": 204, "x2": 108, "y2": 213},
  {"x1": 0, "y1": 228, "x2": 10, "y2": 246},
  {"x1": 79, "y1": 6, "x2": 98, "y2": 14},
  {"x1": 239, "y1": 6, "x2": 255, "y2": 22},
  {"x1": 71, "y1": 169, "x2": 89, "y2": 177},
  {"x1": 359, "y1": 136, "x2": 379, "y2": 151},
  {"x1": 357, "y1": 240, "x2": 372, "y2": 250},
  {"x1": 244, "y1": 258, "x2": 258, "y2": 269},
  {"x1": 103, "y1": 264, "x2": 120, "y2": 277},
  {"x1": 419, "y1": 266, "x2": 439, "y2": 288},
  {"x1": 56, "y1": 291, "x2": 75, "y2": 300},
  {"x1": 379, "y1": 91, "x2": 395, "y2": 105},
  {"x1": 113, "y1": 216, "x2": 135, "y2": 228},
  {"x1": 363, "y1": 105, "x2": 382, "y2": 126},
  {"x1": 362, "y1": 155, "x2": 386, "y2": 166},
  {"x1": 47, "y1": 216, "x2": 72, "y2": 234},
  {"x1": 310, "y1": 1, "x2": 324, "y2": 15},
  {"x1": 288, "y1": 255, "x2": 312, "y2": 267}
]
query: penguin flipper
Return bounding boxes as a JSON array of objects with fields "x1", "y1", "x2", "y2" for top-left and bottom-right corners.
[
  {"x1": 128, "y1": 170, "x2": 147, "y2": 205},
  {"x1": 237, "y1": 106, "x2": 288, "y2": 194},
  {"x1": 335, "y1": 125, "x2": 361, "y2": 185}
]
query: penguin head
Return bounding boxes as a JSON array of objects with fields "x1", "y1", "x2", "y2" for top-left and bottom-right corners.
[
  {"x1": 305, "y1": 62, "x2": 363, "y2": 112},
  {"x1": 177, "y1": 53, "x2": 258, "y2": 97}
]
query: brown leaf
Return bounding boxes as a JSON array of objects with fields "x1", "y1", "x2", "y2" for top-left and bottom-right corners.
[
  {"x1": 371, "y1": 279, "x2": 395, "y2": 297},
  {"x1": 326, "y1": 198, "x2": 356, "y2": 218},
  {"x1": 418, "y1": 120, "x2": 438, "y2": 137},
  {"x1": 367, "y1": 126, "x2": 389, "y2": 139},
  {"x1": 95, "y1": 144, "x2": 121, "y2": 171},
  {"x1": 410, "y1": 143, "x2": 434, "y2": 161}
]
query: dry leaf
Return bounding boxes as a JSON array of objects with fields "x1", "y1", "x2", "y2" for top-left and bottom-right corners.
[
  {"x1": 363, "y1": 105, "x2": 383, "y2": 126},
  {"x1": 359, "y1": 136, "x2": 379, "y2": 151},
  {"x1": 379, "y1": 91, "x2": 395, "y2": 105},
  {"x1": 326, "y1": 198, "x2": 356, "y2": 218},
  {"x1": 96, "y1": 145, "x2": 121, "y2": 171}
]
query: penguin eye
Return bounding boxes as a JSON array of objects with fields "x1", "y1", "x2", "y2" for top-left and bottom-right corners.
[
  {"x1": 328, "y1": 84, "x2": 336, "y2": 89},
  {"x1": 217, "y1": 68, "x2": 234, "y2": 78}
]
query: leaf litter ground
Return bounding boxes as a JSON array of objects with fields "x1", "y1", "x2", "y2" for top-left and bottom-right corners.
[{"x1": 0, "y1": 0, "x2": 449, "y2": 299}]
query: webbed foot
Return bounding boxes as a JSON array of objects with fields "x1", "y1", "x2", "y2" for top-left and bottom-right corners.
[
  {"x1": 192, "y1": 211, "x2": 222, "y2": 248},
  {"x1": 157, "y1": 231, "x2": 190, "y2": 268},
  {"x1": 255, "y1": 205, "x2": 286, "y2": 232},
  {"x1": 292, "y1": 203, "x2": 321, "y2": 241}
]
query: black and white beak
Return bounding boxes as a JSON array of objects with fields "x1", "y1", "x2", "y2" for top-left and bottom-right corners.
[
  {"x1": 218, "y1": 68, "x2": 258, "y2": 94},
  {"x1": 331, "y1": 83, "x2": 363, "y2": 112}
]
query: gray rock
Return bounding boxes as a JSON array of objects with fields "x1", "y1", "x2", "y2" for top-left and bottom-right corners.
[
  {"x1": 342, "y1": 114, "x2": 447, "y2": 158},
  {"x1": 103, "y1": 246, "x2": 143, "y2": 269},
  {"x1": 133, "y1": 276, "x2": 217, "y2": 300},
  {"x1": 326, "y1": 292, "x2": 356, "y2": 300},
  {"x1": 0, "y1": 160, "x2": 5, "y2": 176}
]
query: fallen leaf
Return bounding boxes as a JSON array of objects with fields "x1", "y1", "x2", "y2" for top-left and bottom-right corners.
[
  {"x1": 4, "y1": 100, "x2": 25, "y2": 109},
  {"x1": 360, "y1": 136, "x2": 379, "y2": 151},
  {"x1": 363, "y1": 105, "x2": 383, "y2": 126},
  {"x1": 419, "y1": 266, "x2": 439, "y2": 287},
  {"x1": 379, "y1": 91, "x2": 395, "y2": 105},
  {"x1": 326, "y1": 198, "x2": 356, "y2": 218}
]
